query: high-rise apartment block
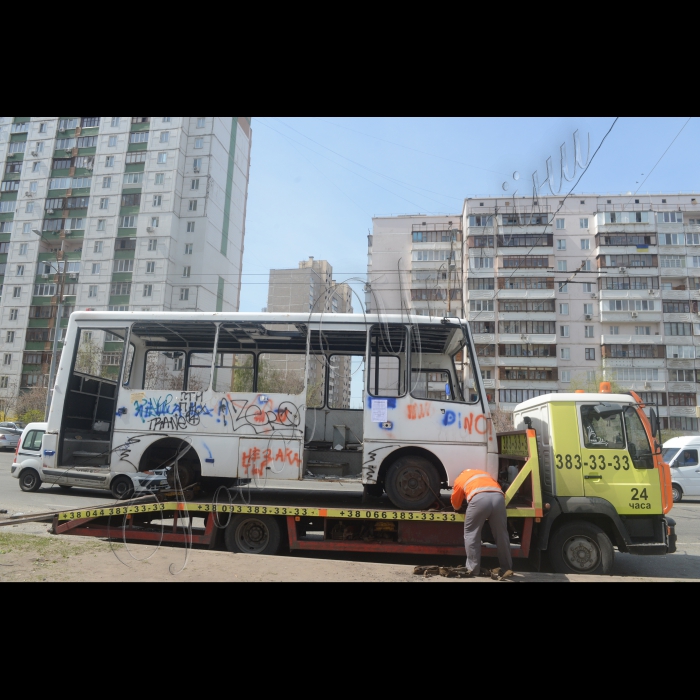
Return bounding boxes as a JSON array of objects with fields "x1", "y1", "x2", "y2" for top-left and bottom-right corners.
[
  {"x1": 0, "y1": 116, "x2": 251, "y2": 397},
  {"x1": 368, "y1": 193, "x2": 700, "y2": 432},
  {"x1": 267, "y1": 258, "x2": 354, "y2": 408}
]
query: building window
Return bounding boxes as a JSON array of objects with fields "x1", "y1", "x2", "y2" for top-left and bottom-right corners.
[
  {"x1": 561, "y1": 370, "x2": 571, "y2": 383},
  {"x1": 556, "y1": 219, "x2": 565, "y2": 229},
  {"x1": 580, "y1": 218, "x2": 589, "y2": 229},
  {"x1": 557, "y1": 261, "x2": 567, "y2": 272},
  {"x1": 557, "y1": 240, "x2": 566, "y2": 250},
  {"x1": 146, "y1": 262, "x2": 155, "y2": 274},
  {"x1": 559, "y1": 303, "x2": 569, "y2": 315},
  {"x1": 560, "y1": 348, "x2": 570, "y2": 360},
  {"x1": 6, "y1": 331, "x2": 15, "y2": 343},
  {"x1": 148, "y1": 239, "x2": 157, "y2": 252},
  {"x1": 583, "y1": 304, "x2": 593, "y2": 315},
  {"x1": 88, "y1": 286, "x2": 98, "y2": 298},
  {"x1": 585, "y1": 348, "x2": 596, "y2": 361},
  {"x1": 584, "y1": 326, "x2": 594, "y2": 338},
  {"x1": 183, "y1": 266, "x2": 191, "y2": 278},
  {"x1": 143, "y1": 285, "x2": 153, "y2": 297},
  {"x1": 187, "y1": 222, "x2": 195, "y2": 233},
  {"x1": 560, "y1": 326, "x2": 570, "y2": 338},
  {"x1": 185, "y1": 244, "x2": 193, "y2": 255},
  {"x1": 558, "y1": 283, "x2": 568, "y2": 293},
  {"x1": 180, "y1": 288, "x2": 190, "y2": 301},
  {"x1": 609, "y1": 326, "x2": 619, "y2": 335}
]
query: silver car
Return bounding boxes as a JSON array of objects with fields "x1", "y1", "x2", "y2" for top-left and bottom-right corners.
[{"x1": 0, "y1": 430, "x2": 20, "y2": 451}]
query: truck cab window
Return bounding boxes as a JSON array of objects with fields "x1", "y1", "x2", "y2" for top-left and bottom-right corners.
[
  {"x1": 580, "y1": 405, "x2": 625, "y2": 450},
  {"x1": 623, "y1": 407, "x2": 654, "y2": 469}
]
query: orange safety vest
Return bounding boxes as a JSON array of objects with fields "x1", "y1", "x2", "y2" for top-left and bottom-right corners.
[{"x1": 451, "y1": 469, "x2": 503, "y2": 510}]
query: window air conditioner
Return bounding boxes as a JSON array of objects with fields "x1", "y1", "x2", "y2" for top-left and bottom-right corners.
[
  {"x1": 58, "y1": 128, "x2": 66, "y2": 133},
  {"x1": 68, "y1": 273, "x2": 77, "y2": 280},
  {"x1": 631, "y1": 312, "x2": 639, "y2": 318},
  {"x1": 644, "y1": 382, "x2": 651, "y2": 389},
  {"x1": 65, "y1": 148, "x2": 73, "y2": 154},
  {"x1": 648, "y1": 289, "x2": 655, "y2": 295},
  {"x1": 47, "y1": 209, "x2": 54, "y2": 214},
  {"x1": 147, "y1": 227, "x2": 154, "y2": 233},
  {"x1": 30, "y1": 151, "x2": 38, "y2": 157},
  {"x1": 619, "y1": 267, "x2": 627, "y2": 273},
  {"x1": 585, "y1": 314, "x2": 592, "y2": 321},
  {"x1": 25, "y1": 192, "x2": 32, "y2": 197},
  {"x1": 591, "y1": 293, "x2": 597, "y2": 299},
  {"x1": 673, "y1": 354, "x2": 679, "y2": 359},
  {"x1": 193, "y1": 168, "x2": 200, "y2": 174}
]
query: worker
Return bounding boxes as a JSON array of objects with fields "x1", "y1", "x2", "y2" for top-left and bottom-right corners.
[{"x1": 451, "y1": 469, "x2": 513, "y2": 579}]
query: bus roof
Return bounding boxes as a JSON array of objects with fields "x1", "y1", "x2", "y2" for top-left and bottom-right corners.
[
  {"x1": 68, "y1": 311, "x2": 464, "y2": 327},
  {"x1": 515, "y1": 393, "x2": 639, "y2": 411}
]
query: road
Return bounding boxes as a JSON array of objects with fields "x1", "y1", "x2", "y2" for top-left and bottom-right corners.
[{"x1": 2, "y1": 450, "x2": 699, "y2": 579}]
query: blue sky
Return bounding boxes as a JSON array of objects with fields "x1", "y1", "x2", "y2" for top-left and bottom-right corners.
[{"x1": 240, "y1": 117, "x2": 699, "y2": 313}]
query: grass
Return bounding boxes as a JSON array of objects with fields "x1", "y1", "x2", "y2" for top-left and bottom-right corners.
[{"x1": 0, "y1": 532, "x2": 110, "y2": 560}]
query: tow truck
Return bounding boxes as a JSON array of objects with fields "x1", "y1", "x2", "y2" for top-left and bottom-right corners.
[{"x1": 49, "y1": 384, "x2": 676, "y2": 576}]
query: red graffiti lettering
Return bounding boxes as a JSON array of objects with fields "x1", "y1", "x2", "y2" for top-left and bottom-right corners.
[
  {"x1": 475, "y1": 414, "x2": 487, "y2": 435},
  {"x1": 261, "y1": 449, "x2": 273, "y2": 469},
  {"x1": 276, "y1": 448, "x2": 285, "y2": 463},
  {"x1": 464, "y1": 414, "x2": 474, "y2": 434},
  {"x1": 241, "y1": 447, "x2": 262, "y2": 476},
  {"x1": 407, "y1": 403, "x2": 431, "y2": 420},
  {"x1": 284, "y1": 449, "x2": 301, "y2": 467}
]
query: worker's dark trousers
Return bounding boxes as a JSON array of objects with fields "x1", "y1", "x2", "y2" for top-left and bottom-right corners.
[{"x1": 464, "y1": 492, "x2": 513, "y2": 574}]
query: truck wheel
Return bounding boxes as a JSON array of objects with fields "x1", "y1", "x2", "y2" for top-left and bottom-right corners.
[
  {"x1": 549, "y1": 521, "x2": 614, "y2": 575},
  {"x1": 225, "y1": 514, "x2": 282, "y2": 555},
  {"x1": 672, "y1": 484, "x2": 683, "y2": 503},
  {"x1": 19, "y1": 469, "x2": 41, "y2": 493},
  {"x1": 111, "y1": 476, "x2": 134, "y2": 501},
  {"x1": 385, "y1": 456, "x2": 441, "y2": 511}
]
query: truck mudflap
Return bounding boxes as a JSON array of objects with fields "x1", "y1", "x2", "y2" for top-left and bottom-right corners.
[{"x1": 539, "y1": 496, "x2": 675, "y2": 555}]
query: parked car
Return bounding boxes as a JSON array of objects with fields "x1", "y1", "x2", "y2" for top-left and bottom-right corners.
[
  {"x1": 663, "y1": 436, "x2": 700, "y2": 503},
  {"x1": 0, "y1": 422, "x2": 27, "y2": 435},
  {"x1": 0, "y1": 431, "x2": 20, "y2": 451},
  {"x1": 11, "y1": 423, "x2": 169, "y2": 499}
]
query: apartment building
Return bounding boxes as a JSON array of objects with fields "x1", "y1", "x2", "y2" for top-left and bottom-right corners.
[
  {"x1": 368, "y1": 193, "x2": 700, "y2": 432},
  {"x1": 267, "y1": 258, "x2": 354, "y2": 409},
  {"x1": 0, "y1": 116, "x2": 251, "y2": 398}
]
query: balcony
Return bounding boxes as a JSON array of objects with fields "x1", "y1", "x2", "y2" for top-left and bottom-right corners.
[
  {"x1": 498, "y1": 289, "x2": 557, "y2": 301},
  {"x1": 497, "y1": 356, "x2": 558, "y2": 368},
  {"x1": 498, "y1": 333, "x2": 557, "y2": 345},
  {"x1": 500, "y1": 256, "x2": 553, "y2": 270},
  {"x1": 499, "y1": 367, "x2": 558, "y2": 381},
  {"x1": 662, "y1": 289, "x2": 691, "y2": 300},
  {"x1": 602, "y1": 345, "x2": 665, "y2": 359},
  {"x1": 600, "y1": 311, "x2": 661, "y2": 324},
  {"x1": 466, "y1": 289, "x2": 495, "y2": 300},
  {"x1": 600, "y1": 335, "x2": 663, "y2": 346}
]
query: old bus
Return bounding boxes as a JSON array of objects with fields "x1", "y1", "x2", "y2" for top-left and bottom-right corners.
[{"x1": 41, "y1": 312, "x2": 496, "y2": 509}]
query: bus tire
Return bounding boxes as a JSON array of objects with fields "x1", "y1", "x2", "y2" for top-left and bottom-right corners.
[
  {"x1": 19, "y1": 469, "x2": 41, "y2": 493},
  {"x1": 385, "y1": 456, "x2": 440, "y2": 511},
  {"x1": 549, "y1": 521, "x2": 614, "y2": 576},
  {"x1": 672, "y1": 484, "x2": 683, "y2": 503},
  {"x1": 225, "y1": 514, "x2": 282, "y2": 556},
  {"x1": 111, "y1": 476, "x2": 134, "y2": 501}
]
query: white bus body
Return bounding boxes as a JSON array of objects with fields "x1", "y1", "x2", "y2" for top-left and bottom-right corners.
[{"x1": 43, "y1": 312, "x2": 496, "y2": 509}]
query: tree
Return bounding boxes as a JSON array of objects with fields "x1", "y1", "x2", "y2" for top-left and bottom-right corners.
[
  {"x1": 15, "y1": 387, "x2": 48, "y2": 423},
  {"x1": 569, "y1": 368, "x2": 624, "y2": 395},
  {"x1": 0, "y1": 379, "x2": 19, "y2": 422},
  {"x1": 491, "y1": 407, "x2": 515, "y2": 434}
]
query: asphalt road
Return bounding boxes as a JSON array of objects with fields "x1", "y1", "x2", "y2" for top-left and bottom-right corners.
[{"x1": 2, "y1": 450, "x2": 699, "y2": 579}]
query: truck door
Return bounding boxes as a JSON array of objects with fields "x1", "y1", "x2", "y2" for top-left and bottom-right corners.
[{"x1": 580, "y1": 403, "x2": 662, "y2": 515}]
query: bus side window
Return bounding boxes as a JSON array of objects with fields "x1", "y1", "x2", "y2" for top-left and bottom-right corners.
[
  {"x1": 144, "y1": 351, "x2": 186, "y2": 391},
  {"x1": 214, "y1": 353, "x2": 255, "y2": 393}
]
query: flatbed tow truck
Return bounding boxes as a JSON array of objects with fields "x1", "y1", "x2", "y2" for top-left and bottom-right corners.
[{"x1": 49, "y1": 387, "x2": 678, "y2": 575}]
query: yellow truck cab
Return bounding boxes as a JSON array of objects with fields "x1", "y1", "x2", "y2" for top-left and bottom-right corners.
[{"x1": 513, "y1": 384, "x2": 676, "y2": 574}]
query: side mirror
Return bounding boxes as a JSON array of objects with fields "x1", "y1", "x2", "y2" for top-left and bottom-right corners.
[{"x1": 649, "y1": 408, "x2": 660, "y2": 438}]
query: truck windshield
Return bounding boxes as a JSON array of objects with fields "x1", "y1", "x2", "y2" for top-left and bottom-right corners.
[
  {"x1": 662, "y1": 448, "x2": 680, "y2": 465},
  {"x1": 623, "y1": 408, "x2": 654, "y2": 469}
]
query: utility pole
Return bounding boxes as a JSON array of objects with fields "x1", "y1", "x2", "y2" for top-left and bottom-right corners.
[{"x1": 32, "y1": 228, "x2": 64, "y2": 421}]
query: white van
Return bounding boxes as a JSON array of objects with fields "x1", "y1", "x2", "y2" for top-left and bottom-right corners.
[
  {"x1": 11, "y1": 423, "x2": 169, "y2": 500},
  {"x1": 663, "y1": 436, "x2": 700, "y2": 503}
]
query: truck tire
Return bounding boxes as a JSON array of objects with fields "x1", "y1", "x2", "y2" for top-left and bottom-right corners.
[
  {"x1": 549, "y1": 521, "x2": 614, "y2": 575},
  {"x1": 385, "y1": 456, "x2": 441, "y2": 511},
  {"x1": 225, "y1": 514, "x2": 282, "y2": 556},
  {"x1": 672, "y1": 484, "x2": 683, "y2": 503},
  {"x1": 19, "y1": 469, "x2": 41, "y2": 493},
  {"x1": 111, "y1": 476, "x2": 134, "y2": 501}
]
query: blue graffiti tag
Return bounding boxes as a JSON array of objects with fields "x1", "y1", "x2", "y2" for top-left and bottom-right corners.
[{"x1": 442, "y1": 410, "x2": 457, "y2": 427}]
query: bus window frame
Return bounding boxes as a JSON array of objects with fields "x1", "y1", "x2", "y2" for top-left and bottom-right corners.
[
  {"x1": 367, "y1": 324, "x2": 408, "y2": 399},
  {"x1": 408, "y1": 323, "x2": 475, "y2": 405}
]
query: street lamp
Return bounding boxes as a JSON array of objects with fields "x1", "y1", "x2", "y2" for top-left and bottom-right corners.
[{"x1": 31, "y1": 227, "x2": 63, "y2": 420}]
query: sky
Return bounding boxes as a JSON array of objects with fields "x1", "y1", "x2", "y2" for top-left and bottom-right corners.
[{"x1": 240, "y1": 117, "x2": 700, "y2": 313}]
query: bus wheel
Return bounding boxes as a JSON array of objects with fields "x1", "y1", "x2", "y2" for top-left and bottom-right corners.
[
  {"x1": 385, "y1": 456, "x2": 440, "y2": 511},
  {"x1": 111, "y1": 476, "x2": 134, "y2": 501},
  {"x1": 225, "y1": 515, "x2": 282, "y2": 556},
  {"x1": 672, "y1": 484, "x2": 683, "y2": 503},
  {"x1": 549, "y1": 521, "x2": 614, "y2": 576},
  {"x1": 19, "y1": 469, "x2": 41, "y2": 493}
]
